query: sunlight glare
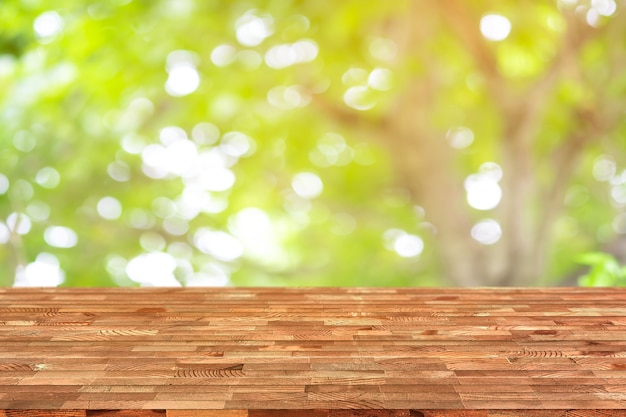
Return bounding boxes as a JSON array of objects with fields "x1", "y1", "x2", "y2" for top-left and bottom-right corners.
[
  {"x1": 480, "y1": 14, "x2": 512, "y2": 41},
  {"x1": 142, "y1": 129, "x2": 202, "y2": 179},
  {"x1": 126, "y1": 252, "x2": 181, "y2": 286},
  {"x1": 105, "y1": 255, "x2": 128, "y2": 285},
  {"x1": 26, "y1": 201, "x2": 50, "y2": 222},
  {"x1": 107, "y1": 161, "x2": 131, "y2": 182},
  {"x1": 265, "y1": 40, "x2": 318, "y2": 69},
  {"x1": 309, "y1": 132, "x2": 354, "y2": 167},
  {"x1": 394, "y1": 234, "x2": 424, "y2": 258},
  {"x1": 342, "y1": 68, "x2": 368, "y2": 86},
  {"x1": 283, "y1": 193, "x2": 312, "y2": 215},
  {"x1": 121, "y1": 134, "x2": 146, "y2": 155},
  {"x1": 194, "y1": 167, "x2": 234, "y2": 193},
  {"x1": 7, "y1": 212, "x2": 31, "y2": 235},
  {"x1": 0, "y1": 173, "x2": 8, "y2": 194},
  {"x1": 140, "y1": 232, "x2": 166, "y2": 252},
  {"x1": 368, "y1": 68, "x2": 393, "y2": 91},
  {"x1": 165, "y1": 64, "x2": 200, "y2": 97},
  {"x1": 160, "y1": 126, "x2": 187, "y2": 145},
  {"x1": 220, "y1": 131, "x2": 256, "y2": 158},
  {"x1": 163, "y1": 216, "x2": 189, "y2": 236},
  {"x1": 292, "y1": 172, "x2": 323, "y2": 199},
  {"x1": 465, "y1": 162, "x2": 503, "y2": 210},
  {"x1": 35, "y1": 167, "x2": 60, "y2": 189},
  {"x1": 211, "y1": 44, "x2": 237, "y2": 67},
  {"x1": 268, "y1": 85, "x2": 311, "y2": 109},
  {"x1": 592, "y1": 0, "x2": 617, "y2": 16},
  {"x1": 292, "y1": 40, "x2": 318, "y2": 62},
  {"x1": 197, "y1": 146, "x2": 235, "y2": 168},
  {"x1": 236, "y1": 11, "x2": 274, "y2": 47},
  {"x1": 465, "y1": 177, "x2": 502, "y2": 210},
  {"x1": 167, "y1": 140, "x2": 198, "y2": 177},
  {"x1": 177, "y1": 185, "x2": 204, "y2": 220},
  {"x1": 13, "y1": 180, "x2": 33, "y2": 202},
  {"x1": 44, "y1": 226, "x2": 78, "y2": 248},
  {"x1": 344, "y1": 86, "x2": 376, "y2": 111},
  {"x1": 183, "y1": 148, "x2": 238, "y2": 192},
  {"x1": 383, "y1": 229, "x2": 424, "y2": 258},
  {"x1": 471, "y1": 219, "x2": 502, "y2": 245},
  {"x1": 168, "y1": 242, "x2": 193, "y2": 260},
  {"x1": 194, "y1": 228, "x2": 244, "y2": 261},
  {"x1": 446, "y1": 127, "x2": 474, "y2": 149},
  {"x1": 192, "y1": 122, "x2": 220, "y2": 145},
  {"x1": 141, "y1": 144, "x2": 169, "y2": 179},
  {"x1": 593, "y1": 155, "x2": 616, "y2": 181},
  {"x1": 165, "y1": 50, "x2": 200, "y2": 96},
  {"x1": 586, "y1": 8, "x2": 601, "y2": 26},
  {"x1": 186, "y1": 263, "x2": 230, "y2": 287},
  {"x1": 229, "y1": 208, "x2": 272, "y2": 242},
  {"x1": 13, "y1": 130, "x2": 36, "y2": 152},
  {"x1": 152, "y1": 197, "x2": 177, "y2": 219},
  {"x1": 33, "y1": 11, "x2": 64, "y2": 41},
  {"x1": 0, "y1": 223, "x2": 8, "y2": 244},
  {"x1": 227, "y1": 208, "x2": 286, "y2": 265},
  {"x1": 129, "y1": 208, "x2": 155, "y2": 229},
  {"x1": 97, "y1": 196, "x2": 122, "y2": 220},
  {"x1": 479, "y1": 162, "x2": 503, "y2": 182},
  {"x1": 14, "y1": 253, "x2": 65, "y2": 287},
  {"x1": 611, "y1": 184, "x2": 626, "y2": 204}
]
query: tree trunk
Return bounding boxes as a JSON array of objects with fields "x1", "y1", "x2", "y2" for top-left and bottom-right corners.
[{"x1": 371, "y1": 1, "x2": 609, "y2": 287}]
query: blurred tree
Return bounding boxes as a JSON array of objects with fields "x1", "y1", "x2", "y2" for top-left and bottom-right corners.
[
  {"x1": 577, "y1": 252, "x2": 626, "y2": 286},
  {"x1": 1, "y1": 0, "x2": 626, "y2": 287}
]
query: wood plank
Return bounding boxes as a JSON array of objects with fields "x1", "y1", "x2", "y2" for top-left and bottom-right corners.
[
  {"x1": 0, "y1": 412, "x2": 86, "y2": 417},
  {"x1": 1, "y1": 288, "x2": 626, "y2": 414}
]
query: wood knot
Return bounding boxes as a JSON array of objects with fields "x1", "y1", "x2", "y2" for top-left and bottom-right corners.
[{"x1": 533, "y1": 330, "x2": 557, "y2": 335}]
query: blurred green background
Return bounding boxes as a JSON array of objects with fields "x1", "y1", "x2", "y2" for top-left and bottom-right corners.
[{"x1": 2, "y1": 0, "x2": 626, "y2": 287}]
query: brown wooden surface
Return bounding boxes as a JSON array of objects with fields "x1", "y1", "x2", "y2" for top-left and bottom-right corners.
[{"x1": 1, "y1": 287, "x2": 626, "y2": 416}]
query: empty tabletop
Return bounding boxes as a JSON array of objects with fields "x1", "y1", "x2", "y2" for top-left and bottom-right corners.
[{"x1": 1, "y1": 287, "x2": 626, "y2": 416}]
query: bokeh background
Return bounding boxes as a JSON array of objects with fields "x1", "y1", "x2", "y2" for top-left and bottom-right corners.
[{"x1": 2, "y1": 0, "x2": 626, "y2": 287}]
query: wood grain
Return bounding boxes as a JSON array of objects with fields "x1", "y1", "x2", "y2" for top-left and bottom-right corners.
[{"x1": 1, "y1": 287, "x2": 626, "y2": 416}]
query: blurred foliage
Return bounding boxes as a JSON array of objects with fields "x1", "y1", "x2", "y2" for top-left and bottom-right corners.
[
  {"x1": 1, "y1": 0, "x2": 626, "y2": 287},
  {"x1": 577, "y1": 252, "x2": 626, "y2": 286}
]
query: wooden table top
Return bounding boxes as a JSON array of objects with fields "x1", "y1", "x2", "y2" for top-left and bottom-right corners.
[{"x1": 1, "y1": 287, "x2": 626, "y2": 416}]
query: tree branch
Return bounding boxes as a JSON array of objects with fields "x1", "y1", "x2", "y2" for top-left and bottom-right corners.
[
  {"x1": 533, "y1": 11, "x2": 626, "y2": 277},
  {"x1": 436, "y1": 0, "x2": 507, "y2": 105}
]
